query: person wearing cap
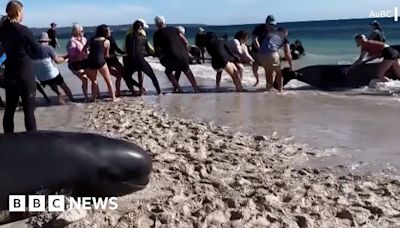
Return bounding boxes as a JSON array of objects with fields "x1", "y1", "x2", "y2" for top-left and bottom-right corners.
[
  {"x1": 195, "y1": 27, "x2": 207, "y2": 63},
  {"x1": 153, "y1": 15, "x2": 200, "y2": 93},
  {"x1": 250, "y1": 15, "x2": 277, "y2": 87},
  {"x1": 259, "y1": 27, "x2": 293, "y2": 92},
  {"x1": 32, "y1": 32, "x2": 74, "y2": 105},
  {"x1": 346, "y1": 34, "x2": 400, "y2": 82},
  {"x1": 0, "y1": 0, "x2": 41, "y2": 133},
  {"x1": 47, "y1": 22, "x2": 59, "y2": 49},
  {"x1": 369, "y1": 20, "x2": 386, "y2": 42}
]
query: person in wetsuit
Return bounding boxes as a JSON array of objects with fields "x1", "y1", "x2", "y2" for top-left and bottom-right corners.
[
  {"x1": 205, "y1": 32, "x2": 245, "y2": 92},
  {"x1": 0, "y1": 37, "x2": 5, "y2": 108},
  {"x1": 290, "y1": 39, "x2": 305, "y2": 60},
  {"x1": 368, "y1": 20, "x2": 386, "y2": 43},
  {"x1": 125, "y1": 20, "x2": 161, "y2": 95},
  {"x1": 250, "y1": 15, "x2": 277, "y2": 87},
  {"x1": 47, "y1": 22, "x2": 59, "y2": 49},
  {"x1": 0, "y1": 1, "x2": 40, "y2": 133},
  {"x1": 153, "y1": 16, "x2": 200, "y2": 93},
  {"x1": 195, "y1": 27, "x2": 207, "y2": 63},
  {"x1": 84, "y1": 24, "x2": 117, "y2": 102},
  {"x1": 105, "y1": 26, "x2": 124, "y2": 97}
]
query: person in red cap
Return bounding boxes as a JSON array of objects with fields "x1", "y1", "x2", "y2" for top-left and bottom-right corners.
[{"x1": 47, "y1": 22, "x2": 59, "y2": 49}]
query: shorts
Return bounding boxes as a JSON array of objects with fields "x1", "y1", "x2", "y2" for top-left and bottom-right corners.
[
  {"x1": 40, "y1": 74, "x2": 64, "y2": 87},
  {"x1": 160, "y1": 57, "x2": 190, "y2": 74},
  {"x1": 382, "y1": 47, "x2": 400, "y2": 60},
  {"x1": 249, "y1": 50, "x2": 263, "y2": 67},
  {"x1": 259, "y1": 52, "x2": 281, "y2": 70},
  {"x1": 68, "y1": 60, "x2": 87, "y2": 72}
]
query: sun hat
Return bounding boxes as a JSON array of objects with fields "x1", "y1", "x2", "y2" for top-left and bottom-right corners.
[
  {"x1": 38, "y1": 32, "x2": 51, "y2": 42},
  {"x1": 266, "y1": 15, "x2": 277, "y2": 25}
]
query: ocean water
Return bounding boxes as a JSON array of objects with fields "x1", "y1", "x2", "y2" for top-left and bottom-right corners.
[{"x1": 54, "y1": 18, "x2": 400, "y2": 64}]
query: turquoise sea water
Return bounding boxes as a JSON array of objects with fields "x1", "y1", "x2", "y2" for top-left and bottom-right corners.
[{"x1": 51, "y1": 18, "x2": 400, "y2": 62}]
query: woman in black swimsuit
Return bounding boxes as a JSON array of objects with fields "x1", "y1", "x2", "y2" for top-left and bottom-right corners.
[
  {"x1": 105, "y1": 26, "x2": 124, "y2": 97},
  {"x1": 125, "y1": 20, "x2": 161, "y2": 95},
  {"x1": 205, "y1": 32, "x2": 245, "y2": 92},
  {"x1": 85, "y1": 24, "x2": 117, "y2": 102},
  {"x1": 0, "y1": 1, "x2": 41, "y2": 133}
]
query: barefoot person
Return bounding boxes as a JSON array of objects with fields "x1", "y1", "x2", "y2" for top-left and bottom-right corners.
[
  {"x1": 250, "y1": 15, "x2": 277, "y2": 87},
  {"x1": 33, "y1": 33, "x2": 73, "y2": 105},
  {"x1": 225, "y1": 30, "x2": 255, "y2": 81},
  {"x1": 85, "y1": 24, "x2": 118, "y2": 102},
  {"x1": 259, "y1": 27, "x2": 293, "y2": 92},
  {"x1": 346, "y1": 34, "x2": 400, "y2": 82},
  {"x1": 125, "y1": 20, "x2": 161, "y2": 95},
  {"x1": 105, "y1": 26, "x2": 124, "y2": 97},
  {"x1": 153, "y1": 16, "x2": 200, "y2": 93},
  {"x1": 66, "y1": 24, "x2": 89, "y2": 101},
  {"x1": 205, "y1": 32, "x2": 245, "y2": 92},
  {"x1": 0, "y1": 1, "x2": 40, "y2": 133}
]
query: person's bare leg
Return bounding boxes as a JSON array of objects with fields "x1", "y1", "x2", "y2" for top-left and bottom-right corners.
[
  {"x1": 86, "y1": 69, "x2": 98, "y2": 102},
  {"x1": 264, "y1": 66, "x2": 274, "y2": 91},
  {"x1": 377, "y1": 60, "x2": 395, "y2": 82},
  {"x1": 216, "y1": 70, "x2": 222, "y2": 90},
  {"x1": 225, "y1": 62, "x2": 244, "y2": 92},
  {"x1": 166, "y1": 71, "x2": 183, "y2": 93},
  {"x1": 109, "y1": 66, "x2": 122, "y2": 97},
  {"x1": 60, "y1": 82, "x2": 74, "y2": 102},
  {"x1": 73, "y1": 70, "x2": 89, "y2": 101},
  {"x1": 390, "y1": 59, "x2": 400, "y2": 79},
  {"x1": 99, "y1": 65, "x2": 117, "y2": 101},
  {"x1": 235, "y1": 63, "x2": 244, "y2": 81},
  {"x1": 184, "y1": 69, "x2": 201, "y2": 93},
  {"x1": 275, "y1": 67, "x2": 283, "y2": 93},
  {"x1": 48, "y1": 84, "x2": 65, "y2": 105},
  {"x1": 252, "y1": 63, "x2": 260, "y2": 87}
]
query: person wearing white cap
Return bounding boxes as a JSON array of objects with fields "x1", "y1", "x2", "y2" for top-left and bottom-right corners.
[
  {"x1": 153, "y1": 15, "x2": 200, "y2": 93},
  {"x1": 32, "y1": 32, "x2": 74, "y2": 104}
]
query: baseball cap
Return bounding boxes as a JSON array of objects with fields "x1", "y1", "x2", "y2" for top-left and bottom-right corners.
[
  {"x1": 266, "y1": 15, "x2": 277, "y2": 25},
  {"x1": 138, "y1": 18, "x2": 149, "y2": 29},
  {"x1": 369, "y1": 20, "x2": 380, "y2": 26},
  {"x1": 154, "y1": 16, "x2": 166, "y2": 26}
]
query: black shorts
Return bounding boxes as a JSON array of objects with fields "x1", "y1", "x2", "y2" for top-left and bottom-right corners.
[
  {"x1": 68, "y1": 60, "x2": 87, "y2": 72},
  {"x1": 160, "y1": 57, "x2": 190, "y2": 74},
  {"x1": 40, "y1": 74, "x2": 64, "y2": 87},
  {"x1": 106, "y1": 57, "x2": 121, "y2": 67},
  {"x1": 382, "y1": 47, "x2": 400, "y2": 60}
]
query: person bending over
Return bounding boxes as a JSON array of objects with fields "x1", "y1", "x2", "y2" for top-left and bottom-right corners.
[
  {"x1": 33, "y1": 33, "x2": 73, "y2": 105},
  {"x1": 346, "y1": 34, "x2": 400, "y2": 82},
  {"x1": 105, "y1": 26, "x2": 124, "y2": 97},
  {"x1": 225, "y1": 30, "x2": 255, "y2": 82},
  {"x1": 205, "y1": 32, "x2": 245, "y2": 92},
  {"x1": 153, "y1": 16, "x2": 200, "y2": 93}
]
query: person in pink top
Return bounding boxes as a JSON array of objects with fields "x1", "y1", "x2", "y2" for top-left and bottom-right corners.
[
  {"x1": 346, "y1": 34, "x2": 400, "y2": 82},
  {"x1": 66, "y1": 24, "x2": 89, "y2": 101}
]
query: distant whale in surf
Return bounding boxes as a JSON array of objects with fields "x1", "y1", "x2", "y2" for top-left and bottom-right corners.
[
  {"x1": 0, "y1": 131, "x2": 152, "y2": 212},
  {"x1": 280, "y1": 63, "x2": 399, "y2": 90}
]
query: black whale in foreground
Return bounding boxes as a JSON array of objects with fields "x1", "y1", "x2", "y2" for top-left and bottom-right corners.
[{"x1": 0, "y1": 131, "x2": 152, "y2": 211}]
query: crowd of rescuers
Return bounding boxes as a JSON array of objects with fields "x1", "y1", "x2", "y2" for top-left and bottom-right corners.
[{"x1": 0, "y1": 1, "x2": 302, "y2": 133}]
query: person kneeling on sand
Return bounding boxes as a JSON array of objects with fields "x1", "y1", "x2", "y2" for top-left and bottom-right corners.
[
  {"x1": 33, "y1": 33, "x2": 74, "y2": 105},
  {"x1": 346, "y1": 34, "x2": 400, "y2": 82},
  {"x1": 259, "y1": 27, "x2": 293, "y2": 92},
  {"x1": 204, "y1": 32, "x2": 245, "y2": 92}
]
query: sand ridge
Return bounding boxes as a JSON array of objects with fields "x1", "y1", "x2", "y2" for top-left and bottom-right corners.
[{"x1": 25, "y1": 98, "x2": 400, "y2": 228}]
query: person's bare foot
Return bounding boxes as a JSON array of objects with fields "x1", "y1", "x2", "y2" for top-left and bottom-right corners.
[
  {"x1": 253, "y1": 80, "x2": 259, "y2": 87},
  {"x1": 58, "y1": 96, "x2": 66, "y2": 105}
]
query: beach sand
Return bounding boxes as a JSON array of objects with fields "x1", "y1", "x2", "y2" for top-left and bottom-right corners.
[{"x1": 0, "y1": 59, "x2": 400, "y2": 227}]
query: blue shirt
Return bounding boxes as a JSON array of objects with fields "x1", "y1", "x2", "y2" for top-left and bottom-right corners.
[
  {"x1": 259, "y1": 32, "x2": 289, "y2": 55},
  {"x1": 32, "y1": 44, "x2": 60, "y2": 81}
]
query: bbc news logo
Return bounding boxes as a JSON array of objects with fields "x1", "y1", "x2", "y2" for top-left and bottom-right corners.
[
  {"x1": 370, "y1": 7, "x2": 399, "y2": 22},
  {"x1": 9, "y1": 195, "x2": 118, "y2": 212}
]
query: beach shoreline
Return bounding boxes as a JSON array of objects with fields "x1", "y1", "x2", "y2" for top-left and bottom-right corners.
[{"x1": 10, "y1": 97, "x2": 396, "y2": 228}]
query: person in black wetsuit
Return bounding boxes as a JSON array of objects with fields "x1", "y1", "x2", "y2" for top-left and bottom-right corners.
[
  {"x1": 205, "y1": 32, "x2": 245, "y2": 92},
  {"x1": 195, "y1": 27, "x2": 207, "y2": 63},
  {"x1": 105, "y1": 26, "x2": 124, "y2": 97},
  {"x1": 84, "y1": 24, "x2": 117, "y2": 102},
  {"x1": 0, "y1": 1, "x2": 40, "y2": 133},
  {"x1": 125, "y1": 20, "x2": 161, "y2": 95},
  {"x1": 47, "y1": 22, "x2": 59, "y2": 49},
  {"x1": 153, "y1": 16, "x2": 200, "y2": 93},
  {"x1": 369, "y1": 20, "x2": 386, "y2": 43}
]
